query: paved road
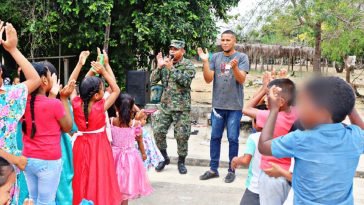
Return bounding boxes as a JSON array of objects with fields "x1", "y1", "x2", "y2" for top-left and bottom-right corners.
[{"x1": 131, "y1": 165, "x2": 364, "y2": 205}]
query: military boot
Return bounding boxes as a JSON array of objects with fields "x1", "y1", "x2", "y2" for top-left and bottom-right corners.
[
  {"x1": 155, "y1": 149, "x2": 170, "y2": 172},
  {"x1": 177, "y1": 156, "x2": 187, "y2": 174}
]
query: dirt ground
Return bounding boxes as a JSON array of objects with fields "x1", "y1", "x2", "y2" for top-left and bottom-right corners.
[{"x1": 190, "y1": 61, "x2": 364, "y2": 118}]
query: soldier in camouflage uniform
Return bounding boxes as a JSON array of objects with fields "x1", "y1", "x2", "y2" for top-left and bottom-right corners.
[{"x1": 151, "y1": 40, "x2": 196, "y2": 174}]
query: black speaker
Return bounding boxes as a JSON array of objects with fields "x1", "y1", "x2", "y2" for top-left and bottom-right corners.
[{"x1": 126, "y1": 71, "x2": 151, "y2": 106}]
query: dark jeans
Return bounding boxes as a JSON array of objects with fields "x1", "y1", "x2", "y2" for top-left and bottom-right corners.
[
  {"x1": 240, "y1": 188, "x2": 260, "y2": 205},
  {"x1": 209, "y1": 108, "x2": 242, "y2": 173}
]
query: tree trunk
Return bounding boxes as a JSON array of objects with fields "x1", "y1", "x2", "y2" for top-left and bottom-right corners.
[
  {"x1": 103, "y1": 16, "x2": 112, "y2": 52},
  {"x1": 249, "y1": 58, "x2": 252, "y2": 70},
  {"x1": 260, "y1": 56, "x2": 264, "y2": 72},
  {"x1": 255, "y1": 55, "x2": 258, "y2": 70},
  {"x1": 344, "y1": 56, "x2": 352, "y2": 83},
  {"x1": 346, "y1": 66, "x2": 351, "y2": 83},
  {"x1": 313, "y1": 22, "x2": 322, "y2": 73}
]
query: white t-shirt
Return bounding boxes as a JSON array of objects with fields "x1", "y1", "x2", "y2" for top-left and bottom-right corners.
[{"x1": 244, "y1": 132, "x2": 262, "y2": 194}]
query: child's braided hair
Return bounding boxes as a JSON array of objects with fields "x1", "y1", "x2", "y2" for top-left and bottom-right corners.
[
  {"x1": 79, "y1": 76, "x2": 102, "y2": 128},
  {"x1": 20, "y1": 63, "x2": 50, "y2": 139}
]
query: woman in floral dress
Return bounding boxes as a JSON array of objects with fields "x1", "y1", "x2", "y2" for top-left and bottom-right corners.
[{"x1": 0, "y1": 22, "x2": 40, "y2": 204}]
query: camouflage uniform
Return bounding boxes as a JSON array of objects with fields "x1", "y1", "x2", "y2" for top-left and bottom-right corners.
[{"x1": 151, "y1": 40, "x2": 196, "y2": 158}]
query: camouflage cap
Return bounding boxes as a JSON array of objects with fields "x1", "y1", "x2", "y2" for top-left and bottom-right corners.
[{"x1": 170, "y1": 40, "x2": 185, "y2": 49}]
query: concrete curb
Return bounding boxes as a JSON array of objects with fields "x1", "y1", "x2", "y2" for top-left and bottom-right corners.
[{"x1": 169, "y1": 156, "x2": 364, "y2": 178}]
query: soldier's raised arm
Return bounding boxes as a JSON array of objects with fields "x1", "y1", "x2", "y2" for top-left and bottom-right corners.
[{"x1": 150, "y1": 52, "x2": 164, "y2": 84}]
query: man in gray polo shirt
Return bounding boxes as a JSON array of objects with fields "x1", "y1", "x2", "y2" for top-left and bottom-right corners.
[{"x1": 198, "y1": 30, "x2": 249, "y2": 183}]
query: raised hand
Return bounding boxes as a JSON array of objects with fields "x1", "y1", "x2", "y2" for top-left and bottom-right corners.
[
  {"x1": 1, "y1": 22, "x2": 18, "y2": 52},
  {"x1": 268, "y1": 85, "x2": 282, "y2": 110},
  {"x1": 278, "y1": 69, "x2": 287, "y2": 78},
  {"x1": 96, "y1": 47, "x2": 102, "y2": 62},
  {"x1": 60, "y1": 80, "x2": 76, "y2": 99},
  {"x1": 156, "y1": 52, "x2": 165, "y2": 69},
  {"x1": 50, "y1": 73, "x2": 61, "y2": 97},
  {"x1": 164, "y1": 56, "x2": 173, "y2": 70},
  {"x1": 262, "y1": 72, "x2": 272, "y2": 89},
  {"x1": 103, "y1": 49, "x2": 109, "y2": 65},
  {"x1": 197, "y1": 48, "x2": 209, "y2": 63},
  {"x1": 91, "y1": 61, "x2": 105, "y2": 75},
  {"x1": 135, "y1": 109, "x2": 145, "y2": 121},
  {"x1": 78, "y1": 51, "x2": 90, "y2": 66},
  {"x1": 230, "y1": 58, "x2": 238, "y2": 70},
  {"x1": 271, "y1": 68, "x2": 277, "y2": 79}
]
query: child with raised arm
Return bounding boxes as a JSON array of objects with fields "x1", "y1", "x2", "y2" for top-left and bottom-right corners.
[
  {"x1": 0, "y1": 21, "x2": 40, "y2": 205},
  {"x1": 71, "y1": 61, "x2": 121, "y2": 205},
  {"x1": 20, "y1": 62, "x2": 74, "y2": 205},
  {"x1": 0, "y1": 21, "x2": 40, "y2": 170},
  {"x1": 46, "y1": 52, "x2": 89, "y2": 205},
  {"x1": 243, "y1": 73, "x2": 296, "y2": 205},
  {"x1": 259, "y1": 76, "x2": 364, "y2": 204},
  {"x1": 231, "y1": 106, "x2": 265, "y2": 205}
]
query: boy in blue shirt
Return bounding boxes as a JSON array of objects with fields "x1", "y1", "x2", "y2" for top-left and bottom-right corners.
[{"x1": 259, "y1": 76, "x2": 364, "y2": 205}]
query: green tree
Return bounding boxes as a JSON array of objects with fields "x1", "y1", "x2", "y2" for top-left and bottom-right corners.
[
  {"x1": 0, "y1": 0, "x2": 238, "y2": 85},
  {"x1": 236, "y1": 0, "x2": 364, "y2": 73}
]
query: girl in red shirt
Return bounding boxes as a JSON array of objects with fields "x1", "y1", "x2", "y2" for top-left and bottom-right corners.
[{"x1": 21, "y1": 62, "x2": 74, "y2": 205}]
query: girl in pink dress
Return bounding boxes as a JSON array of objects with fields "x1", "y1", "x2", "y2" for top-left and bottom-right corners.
[{"x1": 111, "y1": 93, "x2": 153, "y2": 205}]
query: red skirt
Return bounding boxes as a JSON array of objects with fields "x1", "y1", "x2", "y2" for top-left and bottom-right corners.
[{"x1": 72, "y1": 132, "x2": 122, "y2": 205}]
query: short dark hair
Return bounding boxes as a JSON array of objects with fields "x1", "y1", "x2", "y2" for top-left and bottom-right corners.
[
  {"x1": 255, "y1": 104, "x2": 267, "y2": 110},
  {"x1": 305, "y1": 76, "x2": 355, "y2": 123},
  {"x1": 0, "y1": 157, "x2": 14, "y2": 187},
  {"x1": 268, "y1": 78, "x2": 296, "y2": 106},
  {"x1": 221, "y1": 30, "x2": 236, "y2": 38}
]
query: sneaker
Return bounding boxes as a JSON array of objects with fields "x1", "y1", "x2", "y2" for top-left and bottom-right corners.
[
  {"x1": 199, "y1": 170, "x2": 219, "y2": 180},
  {"x1": 225, "y1": 172, "x2": 236, "y2": 183}
]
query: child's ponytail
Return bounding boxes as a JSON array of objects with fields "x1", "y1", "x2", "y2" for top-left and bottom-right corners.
[
  {"x1": 115, "y1": 93, "x2": 135, "y2": 126},
  {"x1": 29, "y1": 92, "x2": 37, "y2": 138},
  {"x1": 82, "y1": 95, "x2": 91, "y2": 127},
  {"x1": 20, "y1": 62, "x2": 49, "y2": 138},
  {"x1": 79, "y1": 76, "x2": 102, "y2": 128},
  {"x1": 22, "y1": 92, "x2": 37, "y2": 137}
]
